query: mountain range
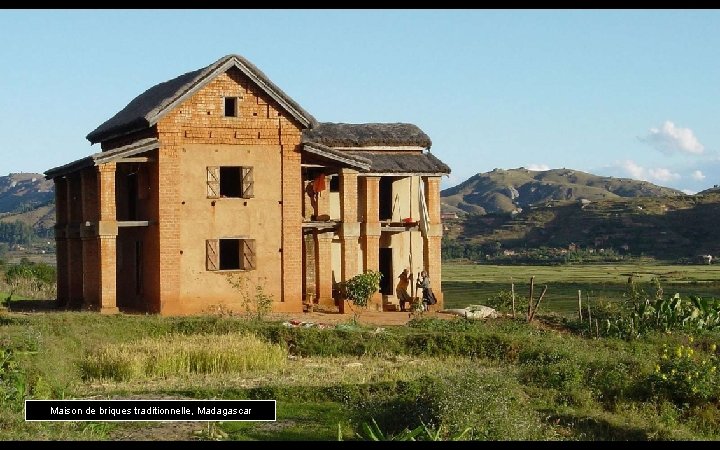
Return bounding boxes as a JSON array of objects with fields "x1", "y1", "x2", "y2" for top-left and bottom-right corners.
[{"x1": 440, "y1": 167, "x2": 685, "y2": 216}]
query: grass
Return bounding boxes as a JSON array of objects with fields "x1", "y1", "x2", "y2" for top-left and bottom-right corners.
[
  {"x1": 3, "y1": 263, "x2": 720, "y2": 441},
  {"x1": 80, "y1": 333, "x2": 288, "y2": 381},
  {"x1": 221, "y1": 401, "x2": 354, "y2": 441}
]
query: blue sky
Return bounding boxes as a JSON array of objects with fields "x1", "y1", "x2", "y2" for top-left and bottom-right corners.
[{"x1": 1, "y1": 9, "x2": 719, "y2": 193}]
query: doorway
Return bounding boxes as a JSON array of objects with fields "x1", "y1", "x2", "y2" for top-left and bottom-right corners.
[{"x1": 379, "y1": 248, "x2": 393, "y2": 295}]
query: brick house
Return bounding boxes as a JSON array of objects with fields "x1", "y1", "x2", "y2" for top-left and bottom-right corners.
[{"x1": 45, "y1": 54, "x2": 450, "y2": 315}]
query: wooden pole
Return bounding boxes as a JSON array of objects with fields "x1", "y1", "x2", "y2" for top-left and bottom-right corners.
[
  {"x1": 577, "y1": 290, "x2": 583, "y2": 322},
  {"x1": 528, "y1": 285, "x2": 548, "y2": 323},
  {"x1": 595, "y1": 318, "x2": 600, "y2": 339},
  {"x1": 586, "y1": 295, "x2": 592, "y2": 335},
  {"x1": 527, "y1": 276, "x2": 535, "y2": 321},
  {"x1": 511, "y1": 282, "x2": 516, "y2": 319}
]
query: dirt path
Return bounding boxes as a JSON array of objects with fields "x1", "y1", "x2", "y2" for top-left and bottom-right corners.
[
  {"x1": 6, "y1": 300, "x2": 455, "y2": 327},
  {"x1": 266, "y1": 309, "x2": 454, "y2": 327}
]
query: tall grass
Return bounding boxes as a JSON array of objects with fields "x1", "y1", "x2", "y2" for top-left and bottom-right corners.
[{"x1": 80, "y1": 333, "x2": 287, "y2": 381}]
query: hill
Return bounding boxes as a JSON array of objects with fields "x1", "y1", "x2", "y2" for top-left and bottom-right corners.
[
  {"x1": 0, "y1": 173, "x2": 55, "y2": 231},
  {"x1": 440, "y1": 168, "x2": 684, "y2": 216},
  {"x1": 443, "y1": 192, "x2": 720, "y2": 261}
]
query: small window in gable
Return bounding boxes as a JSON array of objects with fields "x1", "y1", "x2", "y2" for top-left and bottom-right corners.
[
  {"x1": 207, "y1": 238, "x2": 256, "y2": 271},
  {"x1": 207, "y1": 166, "x2": 254, "y2": 199},
  {"x1": 224, "y1": 97, "x2": 238, "y2": 117}
]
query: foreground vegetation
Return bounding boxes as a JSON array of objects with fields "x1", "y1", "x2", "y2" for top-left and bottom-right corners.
[
  {"x1": 2, "y1": 261, "x2": 720, "y2": 440},
  {"x1": 2, "y1": 304, "x2": 720, "y2": 440}
]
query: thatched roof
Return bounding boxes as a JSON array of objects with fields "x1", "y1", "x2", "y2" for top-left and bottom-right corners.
[
  {"x1": 87, "y1": 55, "x2": 318, "y2": 144},
  {"x1": 302, "y1": 122, "x2": 432, "y2": 148},
  {"x1": 346, "y1": 151, "x2": 450, "y2": 174}
]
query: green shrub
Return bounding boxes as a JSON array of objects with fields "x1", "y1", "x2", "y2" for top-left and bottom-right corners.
[
  {"x1": 586, "y1": 360, "x2": 639, "y2": 406},
  {"x1": 342, "y1": 271, "x2": 383, "y2": 309},
  {"x1": 349, "y1": 369, "x2": 553, "y2": 440},
  {"x1": 646, "y1": 341, "x2": 720, "y2": 406}
]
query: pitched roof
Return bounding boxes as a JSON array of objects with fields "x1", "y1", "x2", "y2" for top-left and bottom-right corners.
[
  {"x1": 302, "y1": 142, "x2": 371, "y2": 171},
  {"x1": 302, "y1": 122, "x2": 432, "y2": 148},
  {"x1": 45, "y1": 138, "x2": 160, "y2": 179},
  {"x1": 87, "y1": 55, "x2": 318, "y2": 144},
  {"x1": 346, "y1": 151, "x2": 451, "y2": 174}
]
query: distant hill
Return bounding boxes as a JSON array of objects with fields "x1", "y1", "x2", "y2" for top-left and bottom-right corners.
[
  {"x1": 0, "y1": 173, "x2": 55, "y2": 232},
  {"x1": 698, "y1": 185, "x2": 720, "y2": 195},
  {"x1": 443, "y1": 192, "x2": 720, "y2": 261},
  {"x1": 441, "y1": 168, "x2": 685, "y2": 216},
  {"x1": 0, "y1": 173, "x2": 53, "y2": 214}
]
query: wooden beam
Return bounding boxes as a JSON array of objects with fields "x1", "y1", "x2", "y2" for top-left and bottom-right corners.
[
  {"x1": 116, "y1": 157, "x2": 152, "y2": 163},
  {"x1": 117, "y1": 220, "x2": 151, "y2": 227}
]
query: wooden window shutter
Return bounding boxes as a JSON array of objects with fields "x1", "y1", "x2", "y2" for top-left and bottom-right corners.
[
  {"x1": 242, "y1": 166, "x2": 254, "y2": 198},
  {"x1": 206, "y1": 239, "x2": 219, "y2": 271},
  {"x1": 241, "y1": 239, "x2": 256, "y2": 270},
  {"x1": 207, "y1": 166, "x2": 220, "y2": 198}
]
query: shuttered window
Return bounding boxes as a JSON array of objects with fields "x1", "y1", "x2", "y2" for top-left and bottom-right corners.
[
  {"x1": 207, "y1": 166, "x2": 254, "y2": 198},
  {"x1": 241, "y1": 167, "x2": 254, "y2": 198},
  {"x1": 206, "y1": 238, "x2": 256, "y2": 271},
  {"x1": 240, "y1": 239, "x2": 256, "y2": 270},
  {"x1": 207, "y1": 166, "x2": 220, "y2": 199},
  {"x1": 206, "y1": 239, "x2": 219, "y2": 270}
]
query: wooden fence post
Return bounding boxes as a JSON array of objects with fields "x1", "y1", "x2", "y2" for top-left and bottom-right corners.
[
  {"x1": 511, "y1": 282, "x2": 516, "y2": 319},
  {"x1": 578, "y1": 290, "x2": 583, "y2": 322}
]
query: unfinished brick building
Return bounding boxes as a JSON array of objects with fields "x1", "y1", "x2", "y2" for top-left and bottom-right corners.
[{"x1": 45, "y1": 54, "x2": 450, "y2": 315}]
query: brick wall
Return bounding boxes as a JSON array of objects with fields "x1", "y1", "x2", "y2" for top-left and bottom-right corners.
[{"x1": 155, "y1": 66, "x2": 305, "y2": 315}]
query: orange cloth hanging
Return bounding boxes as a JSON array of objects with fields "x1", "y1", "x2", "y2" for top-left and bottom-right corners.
[{"x1": 312, "y1": 174, "x2": 326, "y2": 194}]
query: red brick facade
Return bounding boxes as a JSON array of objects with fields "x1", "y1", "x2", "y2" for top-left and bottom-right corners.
[{"x1": 49, "y1": 57, "x2": 446, "y2": 315}]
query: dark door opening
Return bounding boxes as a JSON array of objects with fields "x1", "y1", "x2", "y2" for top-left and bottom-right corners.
[
  {"x1": 127, "y1": 173, "x2": 138, "y2": 220},
  {"x1": 379, "y1": 177, "x2": 394, "y2": 221},
  {"x1": 135, "y1": 241, "x2": 143, "y2": 295},
  {"x1": 379, "y1": 248, "x2": 393, "y2": 295}
]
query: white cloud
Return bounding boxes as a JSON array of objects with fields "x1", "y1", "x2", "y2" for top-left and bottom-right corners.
[
  {"x1": 616, "y1": 160, "x2": 681, "y2": 184},
  {"x1": 648, "y1": 168, "x2": 681, "y2": 182},
  {"x1": 691, "y1": 170, "x2": 705, "y2": 181},
  {"x1": 621, "y1": 160, "x2": 646, "y2": 180},
  {"x1": 526, "y1": 163, "x2": 550, "y2": 171},
  {"x1": 682, "y1": 189, "x2": 697, "y2": 195},
  {"x1": 640, "y1": 120, "x2": 704, "y2": 155}
]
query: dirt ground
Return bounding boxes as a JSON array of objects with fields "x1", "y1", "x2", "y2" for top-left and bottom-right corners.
[
  {"x1": 6, "y1": 300, "x2": 455, "y2": 327},
  {"x1": 266, "y1": 309, "x2": 454, "y2": 327}
]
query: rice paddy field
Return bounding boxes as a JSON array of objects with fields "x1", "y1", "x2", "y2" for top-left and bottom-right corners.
[{"x1": 442, "y1": 262, "x2": 720, "y2": 316}]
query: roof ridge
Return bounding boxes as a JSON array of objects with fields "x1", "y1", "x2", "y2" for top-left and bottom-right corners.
[{"x1": 86, "y1": 54, "x2": 317, "y2": 144}]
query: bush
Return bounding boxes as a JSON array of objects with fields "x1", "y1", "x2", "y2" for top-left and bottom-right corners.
[
  {"x1": 342, "y1": 271, "x2": 383, "y2": 309},
  {"x1": 349, "y1": 369, "x2": 554, "y2": 440},
  {"x1": 3, "y1": 260, "x2": 56, "y2": 300},
  {"x1": 342, "y1": 270, "x2": 382, "y2": 308},
  {"x1": 646, "y1": 341, "x2": 720, "y2": 406}
]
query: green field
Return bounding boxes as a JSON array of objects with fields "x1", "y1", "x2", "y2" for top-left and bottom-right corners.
[{"x1": 442, "y1": 262, "x2": 720, "y2": 316}]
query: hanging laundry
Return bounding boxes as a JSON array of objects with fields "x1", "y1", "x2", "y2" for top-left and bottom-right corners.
[{"x1": 312, "y1": 173, "x2": 327, "y2": 194}]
